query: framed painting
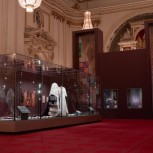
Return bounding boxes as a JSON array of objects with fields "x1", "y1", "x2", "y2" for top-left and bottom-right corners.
[{"x1": 73, "y1": 28, "x2": 103, "y2": 76}]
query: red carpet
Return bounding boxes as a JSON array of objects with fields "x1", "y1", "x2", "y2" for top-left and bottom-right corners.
[{"x1": 1, "y1": 119, "x2": 153, "y2": 153}]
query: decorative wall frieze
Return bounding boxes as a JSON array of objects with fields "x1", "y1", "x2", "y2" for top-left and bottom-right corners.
[
  {"x1": 51, "y1": 11, "x2": 65, "y2": 22},
  {"x1": 66, "y1": 20, "x2": 82, "y2": 27},
  {"x1": 44, "y1": 0, "x2": 82, "y2": 17},
  {"x1": 92, "y1": 19, "x2": 101, "y2": 27},
  {"x1": 66, "y1": 18, "x2": 101, "y2": 27},
  {"x1": 24, "y1": 25, "x2": 56, "y2": 61}
]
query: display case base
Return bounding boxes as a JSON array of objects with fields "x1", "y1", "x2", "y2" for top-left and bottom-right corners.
[{"x1": 0, "y1": 115, "x2": 102, "y2": 133}]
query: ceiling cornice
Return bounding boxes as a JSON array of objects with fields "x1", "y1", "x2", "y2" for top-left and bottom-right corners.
[
  {"x1": 42, "y1": 0, "x2": 153, "y2": 27},
  {"x1": 44, "y1": 0, "x2": 82, "y2": 18},
  {"x1": 44, "y1": 0, "x2": 153, "y2": 18},
  {"x1": 96, "y1": 0, "x2": 153, "y2": 15}
]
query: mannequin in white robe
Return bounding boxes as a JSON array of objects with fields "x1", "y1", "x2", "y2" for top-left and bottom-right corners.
[
  {"x1": 59, "y1": 86, "x2": 68, "y2": 116},
  {"x1": 49, "y1": 83, "x2": 60, "y2": 110}
]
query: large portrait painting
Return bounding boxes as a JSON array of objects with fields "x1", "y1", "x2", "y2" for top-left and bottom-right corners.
[{"x1": 78, "y1": 33, "x2": 95, "y2": 75}]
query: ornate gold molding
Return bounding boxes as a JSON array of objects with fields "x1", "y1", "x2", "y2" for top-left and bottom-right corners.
[
  {"x1": 43, "y1": 0, "x2": 102, "y2": 28},
  {"x1": 24, "y1": 26, "x2": 56, "y2": 62},
  {"x1": 44, "y1": 0, "x2": 153, "y2": 17},
  {"x1": 66, "y1": 18, "x2": 101, "y2": 27},
  {"x1": 66, "y1": 20, "x2": 82, "y2": 27},
  {"x1": 72, "y1": 2, "x2": 80, "y2": 11},
  {"x1": 51, "y1": 11, "x2": 65, "y2": 22},
  {"x1": 92, "y1": 19, "x2": 101, "y2": 27},
  {"x1": 43, "y1": 0, "x2": 153, "y2": 28}
]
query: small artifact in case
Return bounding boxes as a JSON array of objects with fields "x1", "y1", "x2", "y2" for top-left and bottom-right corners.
[{"x1": 17, "y1": 106, "x2": 31, "y2": 120}]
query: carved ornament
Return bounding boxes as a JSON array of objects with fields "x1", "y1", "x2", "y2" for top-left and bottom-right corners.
[
  {"x1": 66, "y1": 18, "x2": 101, "y2": 27},
  {"x1": 51, "y1": 11, "x2": 65, "y2": 22},
  {"x1": 24, "y1": 25, "x2": 56, "y2": 62},
  {"x1": 44, "y1": 0, "x2": 153, "y2": 17}
]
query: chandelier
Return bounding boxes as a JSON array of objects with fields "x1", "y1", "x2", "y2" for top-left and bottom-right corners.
[
  {"x1": 82, "y1": 0, "x2": 93, "y2": 30},
  {"x1": 82, "y1": 11, "x2": 93, "y2": 29},
  {"x1": 18, "y1": 0, "x2": 42, "y2": 13}
]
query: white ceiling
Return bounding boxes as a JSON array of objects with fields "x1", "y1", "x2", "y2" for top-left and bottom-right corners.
[{"x1": 62, "y1": 0, "x2": 152, "y2": 10}]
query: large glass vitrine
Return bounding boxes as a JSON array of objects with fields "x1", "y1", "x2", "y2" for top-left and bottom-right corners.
[{"x1": 0, "y1": 54, "x2": 101, "y2": 121}]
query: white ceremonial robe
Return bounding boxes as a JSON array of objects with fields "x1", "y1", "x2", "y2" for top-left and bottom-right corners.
[{"x1": 59, "y1": 86, "x2": 68, "y2": 116}]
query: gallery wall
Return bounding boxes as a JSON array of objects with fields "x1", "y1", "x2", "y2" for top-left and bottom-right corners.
[{"x1": 100, "y1": 49, "x2": 152, "y2": 118}]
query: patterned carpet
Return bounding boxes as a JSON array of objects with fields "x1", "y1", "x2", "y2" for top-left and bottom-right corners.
[{"x1": 1, "y1": 119, "x2": 153, "y2": 153}]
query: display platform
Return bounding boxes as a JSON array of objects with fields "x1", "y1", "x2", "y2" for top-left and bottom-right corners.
[
  {"x1": 0, "y1": 54, "x2": 102, "y2": 133},
  {"x1": 0, "y1": 115, "x2": 102, "y2": 133}
]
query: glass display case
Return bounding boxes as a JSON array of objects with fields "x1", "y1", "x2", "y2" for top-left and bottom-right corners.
[{"x1": 0, "y1": 54, "x2": 101, "y2": 122}]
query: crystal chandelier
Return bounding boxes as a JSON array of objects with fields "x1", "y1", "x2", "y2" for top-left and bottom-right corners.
[
  {"x1": 18, "y1": 0, "x2": 42, "y2": 13},
  {"x1": 82, "y1": 11, "x2": 93, "y2": 29},
  {"x1": 82, "y1": 0, "x2": 93, "y2": 30}
]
